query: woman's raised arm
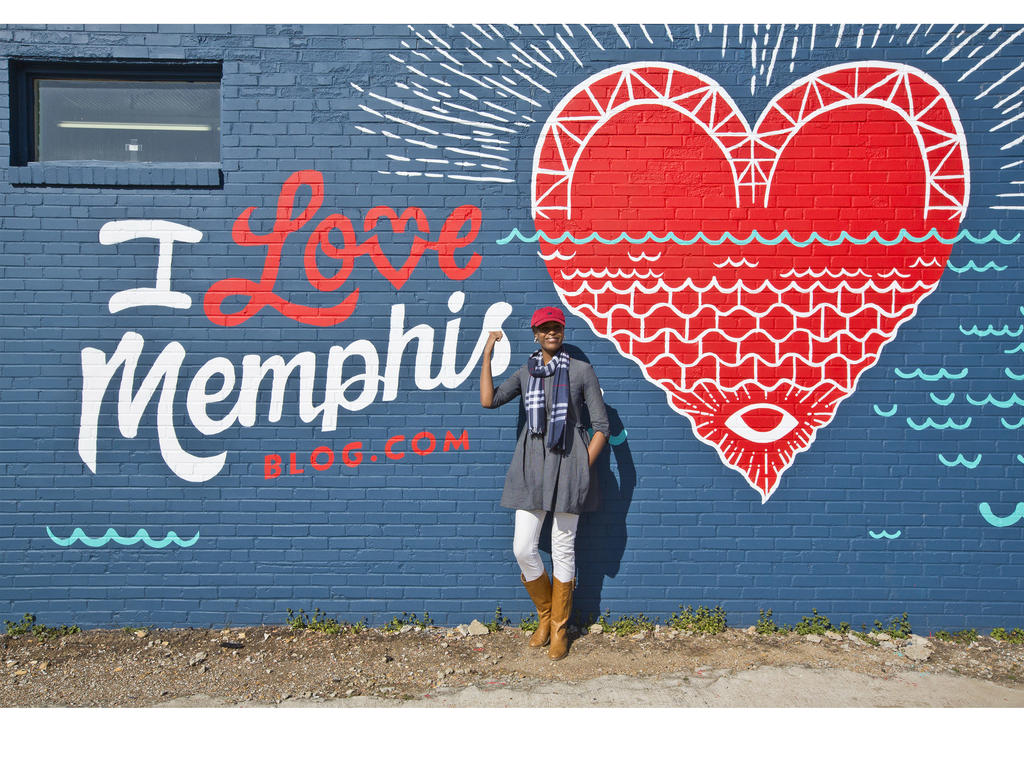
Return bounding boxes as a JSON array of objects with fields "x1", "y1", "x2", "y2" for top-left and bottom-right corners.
[{"x1": 479, "y1": 330, "x2": 503, "y2": 408}]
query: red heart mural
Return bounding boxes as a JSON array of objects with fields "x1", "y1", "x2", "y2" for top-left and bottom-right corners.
[{"x1": 531, "y1": 61, "x2": 969, "y2": 501}]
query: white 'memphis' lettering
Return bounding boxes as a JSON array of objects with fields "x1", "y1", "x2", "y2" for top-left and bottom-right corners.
[{"x1": 78, "y1": 293, "x2": 512, "y2": 482}]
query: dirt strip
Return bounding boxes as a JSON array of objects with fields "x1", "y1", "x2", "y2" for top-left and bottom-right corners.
[{"x1": 3, "y1": 624, "x2": 1023, "y2": 707}]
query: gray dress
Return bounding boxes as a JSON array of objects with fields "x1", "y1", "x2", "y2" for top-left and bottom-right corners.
[{"x1": 487, "y1": 356, "x2": 610, "y2": 516}]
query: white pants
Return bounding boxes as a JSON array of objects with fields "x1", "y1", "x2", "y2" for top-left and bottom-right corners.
[{"x1": 513, "y1": 508, "x2": 579, "y2": 583}]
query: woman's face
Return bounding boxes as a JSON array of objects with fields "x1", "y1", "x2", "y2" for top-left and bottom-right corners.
[{"x1": 533, "y1": 322, "x2": 565, "y2": 355}]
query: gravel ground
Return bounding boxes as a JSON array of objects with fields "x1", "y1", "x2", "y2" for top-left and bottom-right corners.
[{"x1": 3, "y1": 623, "x2": 1024, "y2": 707}]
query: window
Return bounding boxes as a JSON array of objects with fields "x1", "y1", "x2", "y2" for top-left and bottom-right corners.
[{"x1": 10, "y1": 59, "x2": 221, "y2": 172}]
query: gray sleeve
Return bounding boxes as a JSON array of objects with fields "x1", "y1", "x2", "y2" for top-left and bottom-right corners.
[
  {"x1": 487, "y1": 366, "x2": 523, "y2": 409},
  {"x1": 582, "y1": 364, "x2": 610, "y2": 437}
]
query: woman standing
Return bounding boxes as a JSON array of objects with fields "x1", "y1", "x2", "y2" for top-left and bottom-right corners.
[{"x1": 480, "y1": 306, "x2": 609, "y2": 660}]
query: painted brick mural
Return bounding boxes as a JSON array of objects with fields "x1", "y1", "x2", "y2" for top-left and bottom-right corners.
[{"x1": 2, "y1": 23, "x2": 1023, "y2": 631}]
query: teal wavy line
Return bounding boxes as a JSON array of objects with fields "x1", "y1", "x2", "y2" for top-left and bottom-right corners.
[
  {"x1": 1005, "y1": 368, "x2": 1024, "y2": 381},
  {"x1": 588, "y1": 427, "x2": 628, "y2": 446},
  {"x1": 966, "y1": 393, "x2": 1024, "y2": 408},
  {"x1": 1004, "y1": 343, "x2": 1024, "y2": 355},
  {"x1": 979, "y1": 503, "x2": 1024, "y2": 528},
  {"x1": 959, "y1": 324, "x2": 1024, "y2": 337},
  {"x1": 497, "y1": 228, "x2": 1021, "y2": 247},
  {"x1": 1001, "y1": 417, "x2": 1024, "y2": 429},
  {"x1": 947, "y1": 260, "x2": 1008, "y2": 273},
  {"x1": 868, "y1": 530, "x2": 902, "y2": 539},
  {"x1": 938, "y1": 453, "x2": 982, "y2": 468},
  {"x1": 873, "y1": 404, "x2": 898, "y2": 417},
  {"x1": 906, "y1": 416, "x2": 972, "y2": 430},
  {"x1": 929, "y1": 393, "x2": 955, "y2": 406},
  {"x1": 1017, "y1": 455, "x2": 1024, "y2": 465},
  {"x1": 894, "y1": 367, "x2": 968, "y2": 381},
  {"x1": 45, "y1": 527, "x2": 200, "y2": 549}
]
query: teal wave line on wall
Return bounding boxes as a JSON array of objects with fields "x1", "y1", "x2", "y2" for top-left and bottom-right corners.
[
  {"x1": 894, "y1": 367, "x2": 968, "y2": 381},
  {"x1": 965, "y1": 393, "x2": 1024, "y2": 407},
  {"x1": 45, "y1": 527, "x2": 200, "y2": 548},
  {"x1": 959, "y1": 324, "x2": 1024, "y2": 337},
  {"x1": 1001, "y1": 417, "x2": 1024, "y2": 429},
  {"x1": 1004, "y1": 343, "x2": 1024, "y2": 354},
  {"x1": 929, "y1": 393, "x2": 956, "y2": 406},
  {"x1": 938, "y1": 453, "x2": 982, "y2": 468},
  {"x1": 947, "y1": 260, "x2": 1008, "y2": 273},
  {"x1": 868, "y1": 530, "x2": 902, "y2": 539},
  {"x1": 979, "y1": 503, "x2": 1024, "y2": 528},
  {"x1": 1005, "y1": 368, "x2": 1024, "y2": 381},
  {"x1": 872, "y1": 404, "x2": 898, "y2": 417},
  {"x1": 906, "y1": 416, "x2": 972, "y2": 430},
  {"x1": 496, "y1": 228, "x2": 1020, "y2": 247}
]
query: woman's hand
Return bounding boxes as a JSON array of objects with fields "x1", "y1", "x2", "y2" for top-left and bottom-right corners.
[{"x1": 479, "y1": 331, "x2": 503, "y2": 407}]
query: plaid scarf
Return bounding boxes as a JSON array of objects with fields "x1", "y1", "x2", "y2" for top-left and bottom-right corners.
[{"x1": 525, "y1": 348, "x2": 571, "y2": 452}]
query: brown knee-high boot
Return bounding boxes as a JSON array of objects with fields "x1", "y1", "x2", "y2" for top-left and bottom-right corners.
[
  {"x1": 521, "y1": 572, "x2": 552, "y2": 647},
  {"x1": 548, "y1": 577, "x2": 574, "y2": 660}
]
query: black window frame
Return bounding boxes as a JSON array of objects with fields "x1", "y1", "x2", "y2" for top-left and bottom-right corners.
[{"x1": 9, "y1": 58, "x2": 223, "y2": 167}]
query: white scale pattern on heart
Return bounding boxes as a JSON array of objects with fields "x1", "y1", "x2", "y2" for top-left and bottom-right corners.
[{"x1": 555, "y1": 277, "x2": 934, "y2": 393}]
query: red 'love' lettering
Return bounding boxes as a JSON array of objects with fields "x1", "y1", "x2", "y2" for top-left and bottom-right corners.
[{"x1": 203, "y1": 170, "x2": 483, "y2": 327}]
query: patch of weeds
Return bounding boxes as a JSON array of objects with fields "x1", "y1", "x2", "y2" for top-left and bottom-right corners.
[
  {"x1": 596, "y1": 609, "x2": 657, "y2": 637},
  {"x1": 4, "y1": 613, "x2": 80, "y2": 640},
  {"x1": 667, "y1": 604, "x2": 727, "y2": 635},
  {"x1": 755, "y1": 609, "x2": 782, "y2": 635},
  {"x1": 520, "y1": 613, "x2": 540, "y2": 632},
  {"x1": 484, "y1": 606, "x2": 512, "y2": 633},
  {"x1": 935, "y1": 628, "x2": 978, "y2": 644},
  {"x1": 792, "y1": 609, "x2": 850, "y2": 636},
  {"x1": 992, "y1": 627, "x2": 1024, "y2": 644},
  {"x1": 851, "y1": 630, "x2": 880, "y2": 646},
  {"x1": 122, "y1": 625, "x2": 154, "y2": 635},
  {"x1": 286, "y1": 608, "x2": 366, "y2": 635},
  {"x1": 382, "y1": 611, "x2": 434, "y2": 633},
  {"x1": 872, "y1": 612, "x2": 912, "y2": 639}
]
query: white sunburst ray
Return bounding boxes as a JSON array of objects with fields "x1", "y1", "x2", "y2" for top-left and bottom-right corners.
[
  {"x1": 513, "y1": 68, "x2": 552, "y2": 95},
  {"x1": 926, "y1": 24, "x2": 959, "y2": 56},
  {"x1": 463, "y1": 48, "x2": 494, "y2": 70},
  {"x1": 459, "y1": 30, "x2": 482, "y2": 49},
  {"x1": 556, "y1": 33, "x2": 583, "y2": 67},
  {"x1": 612, "y1": 24, "x2": 631, "y2": 49},
  {"x1": 764, "y1": 24, "x2": 785, "y2": 87},
  {"x1": 528, "y1": 42, "x2": 553, "y2": 65},
  {"x1": 579, "y1": 24, "x2": 604, "y2": 51},
  {"x1": 970, "y1": 43, "x2": 1024, "y2": 95},
  {"x1": 941, "y1": 24, "x2": 989, "y2": 63}
]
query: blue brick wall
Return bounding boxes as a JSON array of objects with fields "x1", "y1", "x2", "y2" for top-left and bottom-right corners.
[{"x1": 2, "y1": 23, "x2": 1024, "y2": 632}]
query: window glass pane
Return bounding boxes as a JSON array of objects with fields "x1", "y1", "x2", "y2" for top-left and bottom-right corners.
[{"x1": 35, "y1": 80, "x2": 219, "y2": 162}]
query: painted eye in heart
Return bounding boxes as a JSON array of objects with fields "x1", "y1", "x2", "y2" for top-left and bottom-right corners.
[{"x1": 725, "y1": 404, "x2": 799, "y2": 444}]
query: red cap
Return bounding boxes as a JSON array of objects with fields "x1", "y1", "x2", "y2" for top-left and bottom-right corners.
[{"x1": 530, "y1": 306, "x2": 565, "y2": 328}]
